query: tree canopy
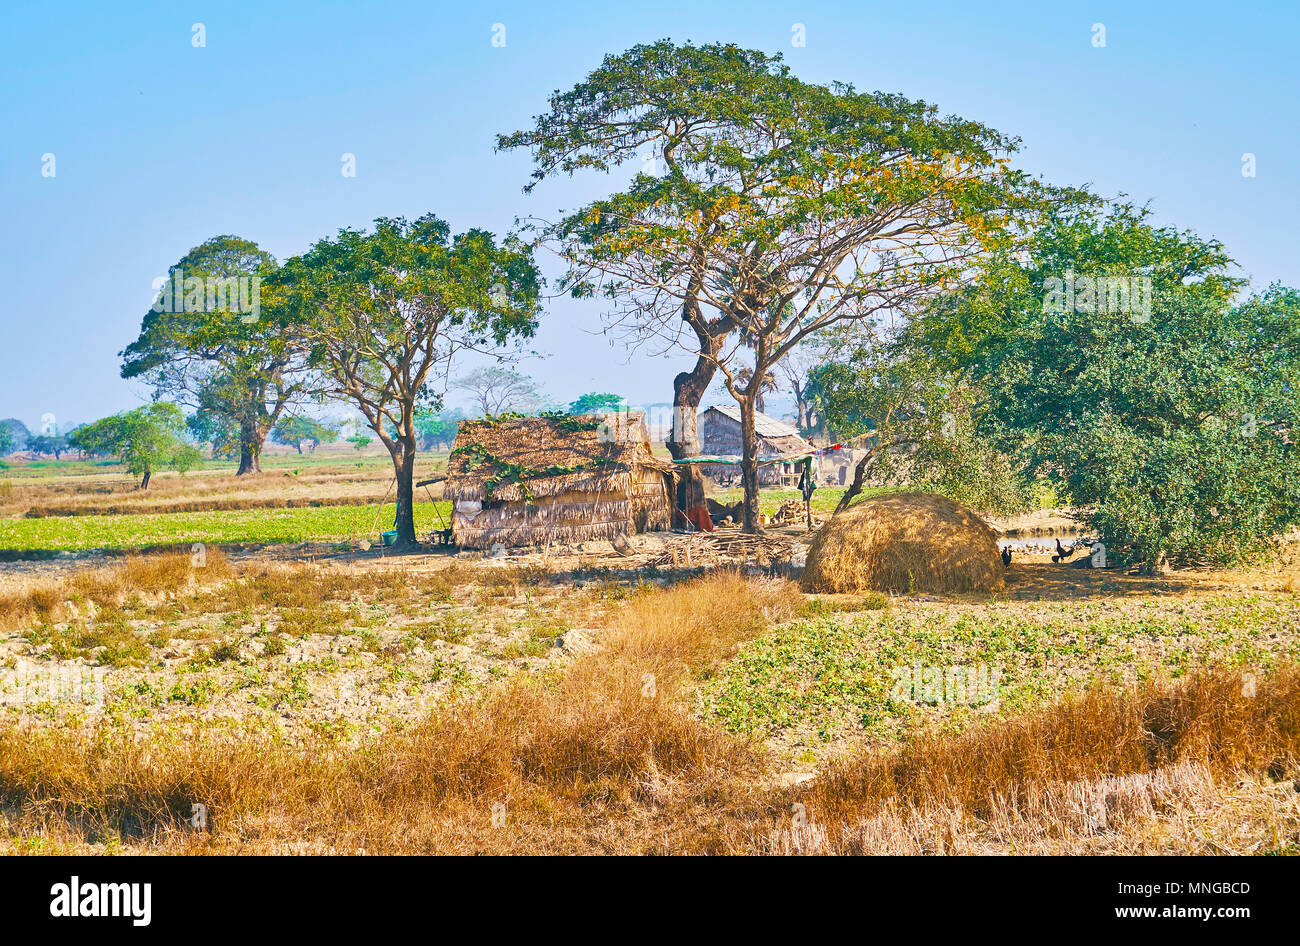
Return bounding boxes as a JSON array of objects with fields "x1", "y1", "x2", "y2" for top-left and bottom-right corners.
[
  {"x1": 914, "y1": 203, "x2": 1300, "y2": 568},
  {"x1": 120, "y1": 235, "x2": 308, "y2": 474},
  {"x1": 501, "y1": 39, "x2": 1071, "y2": 530},
  {"x1": 278, "y1": 213, "x2": 542, "y2": 546}
]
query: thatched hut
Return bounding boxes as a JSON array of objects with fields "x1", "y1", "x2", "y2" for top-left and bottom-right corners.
[
  {"x1": 445, "y1": 412, "x2": 674, "y2": 549},
  {"x1": 699, "y1": 405, "x2": 814, "y2": 486}
]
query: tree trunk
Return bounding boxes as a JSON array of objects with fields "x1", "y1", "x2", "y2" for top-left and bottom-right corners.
[
  {"x1": 666, "y1": 351, "x2": 719, "y2": 528},
  {"x1": 140, "y1": 471, "x2": 151, "y2": 490},
  {"x1": 391, "y1": 435, "x2": 419, "y2": 549},
  {"x1": 834, "y1": 446, "x2": 880, "y2": 515},
  {"x1": 738, "y1": 395, "x2": 763, "y2": 534},
  {"x1": 236, "y1": 418, "x2": 264, "y2": 475}
]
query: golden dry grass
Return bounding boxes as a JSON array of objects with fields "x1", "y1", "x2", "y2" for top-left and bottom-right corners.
[
  {"x1": 0, "y1": 550, "x2": 232, "y2": 631},
  {"x1": 803, "y1": 493, "x2": 1005, "y2": 595},
  {"x1": 0, "y1": 570, "x2": 1297, "y2": 854}
]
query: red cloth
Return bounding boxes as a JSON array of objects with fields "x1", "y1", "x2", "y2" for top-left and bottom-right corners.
[{"x1": 685, "y1": 504, "x2": 714, "y2": 533}]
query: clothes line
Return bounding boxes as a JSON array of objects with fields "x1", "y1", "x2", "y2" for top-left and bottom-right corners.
[{"x1": 667, "y1": 428, "x2": 878, "y2": 468}]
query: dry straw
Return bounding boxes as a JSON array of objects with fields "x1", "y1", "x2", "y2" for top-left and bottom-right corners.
[{"x1": 802, "y1": 493, "x2": 1004, "y2": 594}]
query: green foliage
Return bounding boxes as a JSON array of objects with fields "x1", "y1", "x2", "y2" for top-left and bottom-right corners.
[
  {"x1": 26, "y1": 434, "x2": 68, "y2": 459},
  {"x1": 120, "y1": 235, "x2": 304, "y2": 470},
  {"x1": 68, "y1": 403, "x2": 201, "y2": 485},
  {"x1": 921, "y1": 203, "x2": 1300, "y2": 567},
  {"x1": 412, "y1": 407, "x2": 465, "y2": 450},
  {"x1": 450, "y1": 439, "x2": 618, "y2": 500},
  {"x1": 568, "y1": 392, "x2": 626, "y2": 415},
  {"x1": 0, "y1": 419, "x2": 29, "y2": 454},
  {"x1": 810, "y1": 335, "x2": 1032, "y2": 516}
]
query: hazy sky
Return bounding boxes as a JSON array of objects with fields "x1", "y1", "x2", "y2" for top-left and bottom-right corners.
[{"x1": 2, "y1": 0, "x2": 1296, "y2": 430}]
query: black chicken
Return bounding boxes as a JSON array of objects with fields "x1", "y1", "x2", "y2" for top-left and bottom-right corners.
[
  {"x1": 1001, "y1": 546, "x2": 1012, "y2": 568},
  {"x1": 1051, "y1": 538, "x2": 1073, "y2": 563}
]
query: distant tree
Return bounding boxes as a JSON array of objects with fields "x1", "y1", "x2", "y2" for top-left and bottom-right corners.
[
  {"x1": 27, "y1": 434, "x2": 69, "y2": 459},
  {"x1": 69, "y1": 403, "x2": 201, "y2": 489},
  {"x1": 271, "y1": 416, "x2": 339, "y2": 454},
  {"x1": 775, "y1": 347, "x2": 823, "y2": 434},
  {"x1": 347, "y1": 434, "x2": 372, "y2": 452},
  {"x1": 1, "y1": 419, "x2": 30, "y2": 453},
  {"x1": 453, "y1": 366, "x2": 546, "y2": 417},
  {"x1": 279, "y1": 214, "x2": 541, "y2": 548},
  {"x1": 0, "y1": 423, "x2": 12, "y2": 457},
  {"x1": 413, "y1": 407, "x2": 465, "y2": 450},
  {"x1": 567, "y1": 392, "x2": 627, "y2": 415},
  {"x1": 120, "y1": 235, "x2": 310, "y2": 475}
]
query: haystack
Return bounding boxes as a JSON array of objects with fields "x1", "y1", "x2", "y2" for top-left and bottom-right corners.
[{"x1": 802, "y1": 493, "x2": 1004, "y2": 594}]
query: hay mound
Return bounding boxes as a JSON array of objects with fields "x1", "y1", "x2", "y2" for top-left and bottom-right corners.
[{"x1": 802, "y1": 493, "x2": 1004, "y2": 595}]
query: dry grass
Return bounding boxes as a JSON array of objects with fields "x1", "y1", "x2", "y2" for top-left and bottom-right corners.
[
  {"x1": 1, "y1": 570, "x2": 1297, "y2": 854},
  {"x1": 0, "y1": 572, "x2": 801, "y2": 852},
  {"x1": 0, "y1": 550, "x2": 232, "y2": 631},
  {"x1": 803, "y1": 493, "x2": 1004, "y2": 595}
]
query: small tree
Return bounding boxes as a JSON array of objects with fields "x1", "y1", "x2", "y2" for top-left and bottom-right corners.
[
  {"x1": 810, "y1": 328, "x2": 1030, "y2": 516},
  {"x1": 280, "y1": 214, "x2": 541, "y2": 548},
  {"x1": 271, "y1": 416, "x2": 339, "y2": 454},
  {"x1": 568, "y1": 392, "x2": 627, "y2": 415},
  {"x1": 69, "y1": 403, "x2": 200, "y2": 488}
]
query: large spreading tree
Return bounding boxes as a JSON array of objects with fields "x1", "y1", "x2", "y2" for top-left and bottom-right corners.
[
  {"x1": 278, "y1": 214, "x2": 541, "y2": 548},
  {"x1": 500, "y1": 39, "x2": 1063, "y2": 530},
  {"x1": 121, "y1": 235, "x2": 309, "y2": 475}
]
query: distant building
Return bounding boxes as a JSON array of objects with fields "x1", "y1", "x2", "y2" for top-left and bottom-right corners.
[{"x1": 698, "y1": 405, "x2": 814, "y2": 486}]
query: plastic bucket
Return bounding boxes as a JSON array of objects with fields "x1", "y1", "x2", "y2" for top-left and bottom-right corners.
[{"x1": 380, "y1": 530, "x2": 399, "y2": 547}]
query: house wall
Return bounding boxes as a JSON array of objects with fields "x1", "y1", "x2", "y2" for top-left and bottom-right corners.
[
  {"x1": 699, "y1": 413, "x2": 792, "y2": 485},
  {"x1": 452, "y1": 470, "x2": 671, "y2": 548}
]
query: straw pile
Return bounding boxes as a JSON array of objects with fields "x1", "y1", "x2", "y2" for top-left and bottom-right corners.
[{"x1": 802, "y1": 493, "x2": 1004, "y2": 594}]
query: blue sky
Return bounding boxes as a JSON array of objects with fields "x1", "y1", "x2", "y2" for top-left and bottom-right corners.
[{"x1": 2, "y1": 0, "x2": 1296, "y2": 430}]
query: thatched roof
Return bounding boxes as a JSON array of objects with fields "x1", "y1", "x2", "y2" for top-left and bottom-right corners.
[{"x1": 445, "y1": 412, "x2": 671, "y2": 503}]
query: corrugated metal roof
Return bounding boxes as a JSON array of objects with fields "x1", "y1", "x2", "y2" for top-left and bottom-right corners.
[{"x1": 703, "y1": 404, "x2": 803, "y2": 440}]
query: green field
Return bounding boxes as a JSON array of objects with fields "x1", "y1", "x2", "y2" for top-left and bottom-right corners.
[
  {"x1": 703, "y1": 594, "x2": 1300, "y2": 755},
  {"x1": 0, "y1": 500, "x2": 454, "y2": 552}
]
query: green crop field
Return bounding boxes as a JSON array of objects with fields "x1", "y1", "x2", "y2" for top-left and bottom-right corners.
[{"x1": 0, "y1": 500, "x2": 453, "y2": 552}]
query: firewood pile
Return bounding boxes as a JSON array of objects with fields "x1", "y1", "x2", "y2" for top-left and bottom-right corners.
[
  {"x1": 647, "y1": 532, "x2": 795, "y2": 569},
  {"x1": 774, "y1": 499, "x2": 806, "y2": 524}
]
